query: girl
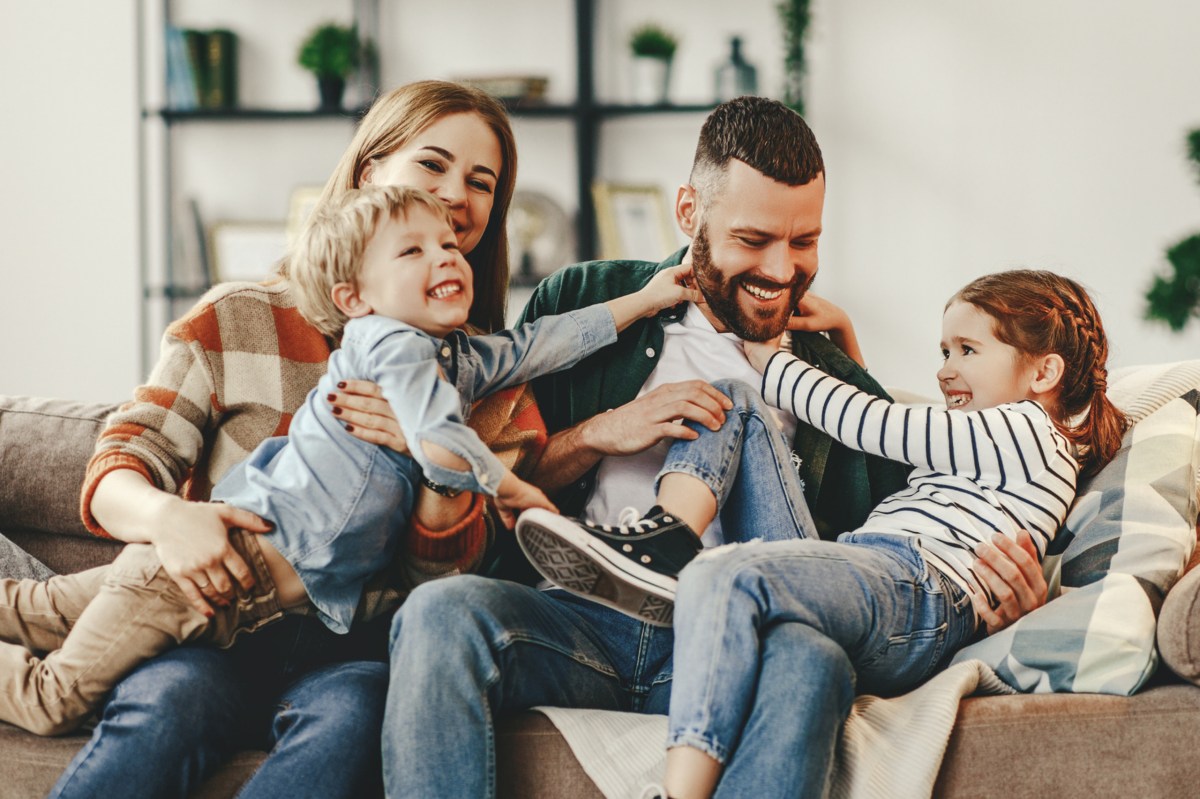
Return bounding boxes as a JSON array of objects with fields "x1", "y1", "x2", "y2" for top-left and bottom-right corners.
[{"x1": 517, "y1": 269, "x2": 1126, "y2": 798}]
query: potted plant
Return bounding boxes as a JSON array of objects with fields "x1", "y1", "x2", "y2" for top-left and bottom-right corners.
[
  {"x1": 1145, "y1": 128, "x2": 1200, "y2": 332},
  {"x1": 297, "y1": 23, "x2": 361, "y2": 110},
  {"x1": 628, "y1": 23, "x2": 678, "y2": 105}
]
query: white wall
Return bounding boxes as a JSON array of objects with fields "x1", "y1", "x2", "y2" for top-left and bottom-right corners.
[
  {"x1": 0, "y1": 2, "x2": 140, "y2": 402},
  {"x1": 3, "y1": 0, "x2": 1197, "y2": 404},
  {"x1": 807, "y1": 0, "x2": 1200, "y2": 395}
]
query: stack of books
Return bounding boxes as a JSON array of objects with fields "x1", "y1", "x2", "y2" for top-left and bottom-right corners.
[{"x1": 165, "y1": 26, "x2": 238, "y2": 110}]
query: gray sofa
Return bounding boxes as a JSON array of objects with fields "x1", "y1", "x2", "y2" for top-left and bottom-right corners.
[{"x1": 1, "y1": 394, "x2": 1199, "y2": 799}]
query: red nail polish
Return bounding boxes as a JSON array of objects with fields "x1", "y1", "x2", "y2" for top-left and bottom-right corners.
[
  {"x1": 327, "y1": 393, "x2": 337, "y2": 402},
  {"x1": 332, "y1": 407, "x2": 342, "y2": 415},
  {"x1": 337, "y1": 381, "x2": 347, "y2": 389},
  {"x1": 345, "y1": 424, "x2": 354, "y2": 432}
]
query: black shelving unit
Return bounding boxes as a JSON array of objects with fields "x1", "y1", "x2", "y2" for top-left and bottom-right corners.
[{"x1": 142, "y1": 0, "x2": 713, "y2": 365}]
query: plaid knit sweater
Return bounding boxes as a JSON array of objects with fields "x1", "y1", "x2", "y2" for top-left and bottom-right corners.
[{"x1": 81, "y1": 280, "x2": 547, "y2": 609}]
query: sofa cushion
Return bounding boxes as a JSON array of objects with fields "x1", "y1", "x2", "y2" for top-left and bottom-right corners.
[
  {"x1": 952, "y1": 361, "x2": 1200, "y2": 695},
  {"x1": 0, "y1": 395, "x2": 118, "y2": 539}
]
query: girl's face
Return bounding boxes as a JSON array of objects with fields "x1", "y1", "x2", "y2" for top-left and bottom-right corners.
[
  {"x1": 363, "y1": 112, "x2": 502, "y2": 257},
  {"x1": 937, "y1": 301, "x2": 1042, "y2": 412}
]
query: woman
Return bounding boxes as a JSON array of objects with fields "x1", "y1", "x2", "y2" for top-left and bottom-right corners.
[{"x1": 51, "y1": 80, "x2": 531, "y2": 799}]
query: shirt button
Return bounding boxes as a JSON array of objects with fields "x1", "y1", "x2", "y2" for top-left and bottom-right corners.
[
  {"x1": 645, "y1": 347, "x2": 655, "y2": 358},
  {"x1": 578, "y1": 481, "x2": 587, "y2": 490},
  {"x1": 441, "y1": 346, "x2": 451, "y2": 357},
  {"x1": 479, "y1": 472, "x2": 489, "y2": 483}
]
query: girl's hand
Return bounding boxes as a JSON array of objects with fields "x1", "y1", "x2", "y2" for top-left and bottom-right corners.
[
  {"x1": 493, "y1": 471, "x2": 558, "y2": 529},
  {"x1": 787, "y1": 293, "x2": 865, "y2": 368},
  {"x1": 743, "y1": 334, "x2": 786, "y2": 374},
  {"x1": 327, "y1": 379, "x2": 410, "y2": 455},
  {"x1": 152, "y1": 500, "x2": 271, "y2": 617},
  {"x1": 638, "y1": 263, "x2": 703, "y2": 316}
]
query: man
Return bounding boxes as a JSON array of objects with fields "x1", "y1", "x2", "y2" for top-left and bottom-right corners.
[{"x1": 381, "y1": 97, "x2": 1044, "y2": 797}]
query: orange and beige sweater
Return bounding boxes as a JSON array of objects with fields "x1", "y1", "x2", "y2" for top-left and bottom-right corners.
[{"x1": 80, "y1": 280, "x2": 546, "y2": 616}]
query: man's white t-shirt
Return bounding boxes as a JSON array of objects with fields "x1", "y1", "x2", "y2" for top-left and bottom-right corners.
[{"x1": 582, "y1": 303, "x2": 798, "y2": 546}]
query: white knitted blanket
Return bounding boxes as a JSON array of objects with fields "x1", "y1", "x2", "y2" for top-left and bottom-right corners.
[{"x1": 535, "y1": 659, "x2": 1013, "y2": 799}]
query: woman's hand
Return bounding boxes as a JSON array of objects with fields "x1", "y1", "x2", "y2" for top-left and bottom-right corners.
[
  {"x1": 493, "y1": 471, "x2": 558, "y2": 529},
  {"x1": 970, "y1": 529, "x2": 1049, "y2": 635},
  {"x1": 152, "y1": 500, "x2": 272, "y2": 617},
  {"x1": 327, "y1": 379, "x2": 409, "y2": 455}
]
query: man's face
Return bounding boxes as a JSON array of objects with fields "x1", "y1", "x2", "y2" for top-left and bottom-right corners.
[{"x1": 685, "y1": 160, "x2": 824, "y2": 341}]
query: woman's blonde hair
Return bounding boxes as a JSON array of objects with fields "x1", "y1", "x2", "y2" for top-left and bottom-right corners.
[
  {"x1": 282, "y1": 80, "x2": 517, "y2": 333},
  {"x1": 290, "y1": 185, "x2": 452, "y2": 338}
]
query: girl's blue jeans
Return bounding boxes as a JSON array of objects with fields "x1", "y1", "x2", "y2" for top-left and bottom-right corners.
[{"x1": 661, "y1": 379, "x2": 979, "y2": 798}]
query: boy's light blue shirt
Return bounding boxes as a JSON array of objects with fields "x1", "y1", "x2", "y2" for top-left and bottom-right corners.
[{"x1": 212, "y1": 303, "x2": 616, "y2": 633}]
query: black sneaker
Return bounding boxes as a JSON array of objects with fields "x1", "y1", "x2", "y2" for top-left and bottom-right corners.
[{"x1": 515, "y1": 506, "x2": 702, "y2": 626}]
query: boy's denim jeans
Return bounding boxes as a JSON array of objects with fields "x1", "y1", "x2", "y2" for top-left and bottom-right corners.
[{"x1": 668, "y1": 533, "x2": 977, "y2": 797}]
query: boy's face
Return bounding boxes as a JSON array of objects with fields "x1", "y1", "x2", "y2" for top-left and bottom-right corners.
[
  {"x1": 937, "y1": 301, "x2": 1040, "y2": 412},
  {"x1": 680, "y1": 159, "x2": 824, "y2": 342},
  {"x1": 354, "y1": 207, "x2": 474, "y2": 338}
]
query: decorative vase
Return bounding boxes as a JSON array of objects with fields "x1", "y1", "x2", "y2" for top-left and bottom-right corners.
[
  {"x1": 714, "y1": 36, "x2": 758, "y2": 101},
  {"x1": 317, "y1": 75, "x2": 346, "y2": 110},
  {"x1": 630, "y1": 56, "x2": 671, "y2": 105}
]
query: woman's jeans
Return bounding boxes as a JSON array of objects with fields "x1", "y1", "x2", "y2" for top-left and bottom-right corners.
[
  {"x1": 668, "y1": 534, "x2": 978, "y2": 798},
  {"x1": 50, "y1": 612, "x2": 389, "y2": 799}
]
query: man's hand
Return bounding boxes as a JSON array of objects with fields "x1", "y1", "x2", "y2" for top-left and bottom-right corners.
[
  {"x1": 494, "y1": 471, "x2": 558, "y2": 529},
  {"x1": 327, "y1": 379, "x2": 410, "y2": 455},
  {"x1": 153, "y1": 501, "x2": 270, "y2": 617},
  {"x1": 970, "y1": 529, "x2": 1049, "y2": 635},
  {"x1": 580, "y1": 381, "x2": 734, "y2": 456}
]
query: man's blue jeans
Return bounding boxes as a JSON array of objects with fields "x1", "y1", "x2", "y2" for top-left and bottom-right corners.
[
  {"x1": 383, "y1": 580, "x2": 674, "y2": 799},
  {"x1": 668, "y1": 534, "x2": 978, "y2": 798},
  {"x1": 50, "y1": 613, "x2": 389, "y2": 799}
]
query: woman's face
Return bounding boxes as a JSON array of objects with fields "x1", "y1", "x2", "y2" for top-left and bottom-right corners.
[{"x1": 364, "y1": 112, "x2": 502, "y2": 256}]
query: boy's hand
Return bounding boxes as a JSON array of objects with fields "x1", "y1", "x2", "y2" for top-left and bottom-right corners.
[
  {"x1": 494, "y1": 471, "x2": 558, "y2": 529},
  {"x1": 638, "y1": 263, "x2": 703, "y2": 316},
  {"x1": 743, "y1": 334, "x2": 786, "y2": 373}
]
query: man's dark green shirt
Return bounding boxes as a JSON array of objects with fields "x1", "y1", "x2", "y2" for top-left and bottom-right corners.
[{"x1": 516, "y1": 249, "x2": 911, "y2": 538}]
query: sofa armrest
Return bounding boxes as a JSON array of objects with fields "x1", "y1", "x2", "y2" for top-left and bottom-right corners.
[
  {"x1": 0, "y1": 395, "x2": 118, "y2": 539},
  {"x1": 1158, "y1": 528, "x2": 1200, "y2": 685}
]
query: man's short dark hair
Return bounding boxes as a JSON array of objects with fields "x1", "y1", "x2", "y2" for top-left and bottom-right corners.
[{"x1": 690, "y1": 96, "x2": 824, "y2": 210}]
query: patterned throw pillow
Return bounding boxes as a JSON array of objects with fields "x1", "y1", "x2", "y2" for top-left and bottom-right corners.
[{"x1": 952, "y1": 361, "x2": 1200, "y2": 696}]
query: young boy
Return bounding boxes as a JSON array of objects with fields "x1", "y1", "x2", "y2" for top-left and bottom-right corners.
[{"x1": 0, "y1": 185, "x2": 697, "y2": 735}]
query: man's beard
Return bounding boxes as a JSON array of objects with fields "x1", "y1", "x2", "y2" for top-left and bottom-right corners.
[{"x1": 690, "y1": 224, "x2": 805, "y2": 342}]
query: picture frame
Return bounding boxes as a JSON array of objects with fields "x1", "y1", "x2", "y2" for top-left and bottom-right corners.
[
  {"x1": 592, "y1": 182, "x2": 677, "y2": 261},
  {"x1": 209, "y1": 221, "x2": 289, "y2": 283},
  {"x1": 287, "y1": 185, "x2": 325, "y2": 246}
]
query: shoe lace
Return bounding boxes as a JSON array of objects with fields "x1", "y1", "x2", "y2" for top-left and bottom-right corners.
[{"x1": 610, "y1": 506, "x2": 659, "y2": 535}]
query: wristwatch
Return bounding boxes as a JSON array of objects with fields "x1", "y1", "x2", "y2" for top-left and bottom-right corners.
[{"x1": 421, "y1": 476, "x2": 463, "y2": 498}]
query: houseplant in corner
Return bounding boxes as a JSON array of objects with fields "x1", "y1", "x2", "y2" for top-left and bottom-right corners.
[
  {"x1": 1145, "y1": 128, "x2": 1200, "y2": 332},
  {"x1": 297, "y1": 22, "x2": 361, "y2": 111},
  {"x1": 629, "y1": 23, "x2": 678, "y2": 105}
]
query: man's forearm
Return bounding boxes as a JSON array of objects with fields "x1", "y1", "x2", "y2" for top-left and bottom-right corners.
[{"x1": 525, "y1": 420, "x2": 604, "y2": 494}]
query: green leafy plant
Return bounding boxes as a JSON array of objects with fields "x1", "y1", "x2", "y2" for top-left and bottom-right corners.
[
  {"x1": 297, "y1": 23, "x2": 361, "y2": 78},
  {"x1": 1145, "y1": 128, "x2": 1200, "y2": 332},
  {"x1": 629, "y1": 23, "x2": 678, "y2": 60},
  {"x1": 778, "y1": 0, "x2": 812, "y2": 115}
]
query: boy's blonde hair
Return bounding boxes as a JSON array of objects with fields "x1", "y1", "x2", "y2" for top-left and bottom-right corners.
[{"x1": 289, "y1": 185, "x2": 453, "y2": 337}]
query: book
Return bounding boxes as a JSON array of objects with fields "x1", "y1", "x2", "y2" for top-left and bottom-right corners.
[
  {"x1": 164, "y1": 26, "x2": 198, "y2": 110},
  {"x1": 172, "y1": 28, "x2": 238, "y2": 110},
  {"x1": 203, "y1": 30, "x2": 237, "y2": 109}
]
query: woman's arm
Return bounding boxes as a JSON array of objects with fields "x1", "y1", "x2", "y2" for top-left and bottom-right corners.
[{"x1": 90, "y1": 468, "x2": 271, "y2": 616}]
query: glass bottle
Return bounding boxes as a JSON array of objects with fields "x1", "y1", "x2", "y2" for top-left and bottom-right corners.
[{"x1": 714, "y1": 36, "x2": 758, "y2": 101}]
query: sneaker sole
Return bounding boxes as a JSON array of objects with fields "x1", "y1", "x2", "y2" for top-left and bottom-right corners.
[{"x1": 515, "y1": 509, "x2": 677, "y2": 627}]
